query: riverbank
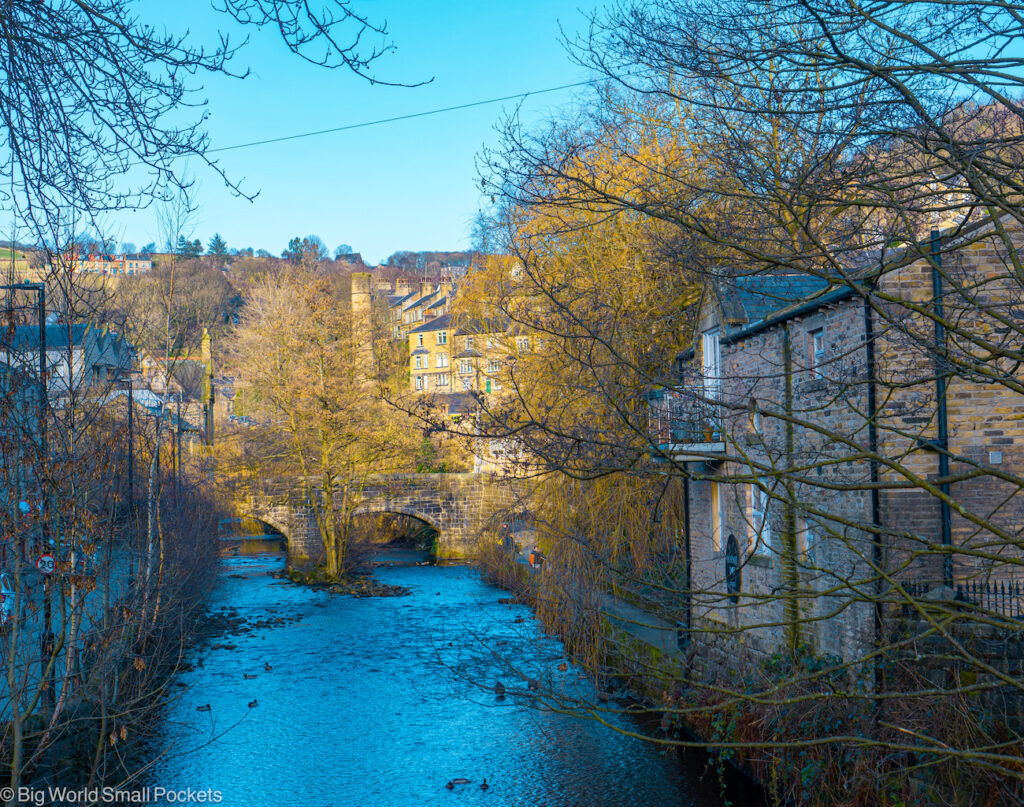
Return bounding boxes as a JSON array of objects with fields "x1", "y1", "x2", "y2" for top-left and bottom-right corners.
[
  {"x1": 475, "y1": 543, "x2": 771, "y2": 807},
  {"x1": 147, "y1": 543, "x2": 731, "y2": 806},
  {"x1": 3, "y1": 481, "x2": 223, "y2": 795}
]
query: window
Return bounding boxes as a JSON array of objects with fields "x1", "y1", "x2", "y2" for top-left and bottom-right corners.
[
  {"x1": 438, "y1": 331, "x2": 448, "y2": 345},
  {"x1": 808, "y1": 328, "x2": 825, "y2": 378},
  {"x1": 517, "y1": 336, "x2": 529, "y2": 353},
  {"x1": 436, "y1": 353, "x2": 449, "y2": 369},
  {"x1": 462, "y1": 378, "x2": 471, "y2": 391},
  {"x1": 797, "y1": 516, "x2": 818, "y2": 565},
  {"x1": 486, "y1": 337, "x2": 494, "y2": 350},
  {"x1": 417, "y1": 334, "x2": 424, "y2": 347},
  {"x1": 437, "y1": 373, "x2": 450, "y2": 386},
  {"x1": 711, "y1": 482, "x2": 724, "y2": 552},
  {"x1": 750, "y1": 403, "x2": 762, "y2": 436},
  {"x1": 414, "y1": 355, "x2": 423, "y2": 370},
  {"x1": 459, "y1": 360, "x2": 472, "y2": 375},
  {"x1": 487, "y1": 359, "x2": 500, "y2": 373},
  {"x1": 701, "y1": 328, "x2": 721, "y2": 397},
  {"x1": 465, "y1": 337, "x2": 473, "y2": 349},
  {"x1": 414, "y1": 376, "x2": 424, "y2": 390},
  {"x1": 750, "y1": 483, "x2": 771, "y2": 553}
]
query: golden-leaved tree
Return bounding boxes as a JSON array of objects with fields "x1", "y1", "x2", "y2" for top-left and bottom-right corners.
[
  {"x1": 229, "y1": 269, "x2": 417, "y2": 576},
  {"x1": 470, "y1": 1, "x2": 1024, "y2": 803}
]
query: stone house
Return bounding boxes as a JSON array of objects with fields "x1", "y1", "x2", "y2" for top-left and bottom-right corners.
[
  {"x1": 1, "y1": 323, "x2": 136, "y2": 396},
  {"x1": 408, "y1": 313, "x2": 453, "y2": 393},
  {"x1": 452, "y1": 317, "x2": 508, "y2": 394},
  {"x1": 652, "y1": 221, "x2": 1024, "y2": 663}
]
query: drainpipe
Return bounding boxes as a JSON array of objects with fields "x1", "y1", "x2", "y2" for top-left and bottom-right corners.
[
  {"x1": 781, "y1": 324, "x2": 800, "y2": 652},
  {"x1": 682, "y1": 473, "x2": 692, "y2": 645},
  {"x1": 863, "y1": 284, "x2": 883, "y2": 698},
  {"x1": 930, "y1": 231, "x2": 953, "y2": 590}
]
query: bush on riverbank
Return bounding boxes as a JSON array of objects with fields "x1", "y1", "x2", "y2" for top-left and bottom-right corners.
[
  {"x1": 3, "y1": 472, "x2": 224, "y2": 791},
  {"x1": 277, "y1": 564, "x2": 410, "y2": 597}
]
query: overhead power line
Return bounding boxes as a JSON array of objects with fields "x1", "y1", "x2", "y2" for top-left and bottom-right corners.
[{"x1": 207, "y1": 79, "x2": 595, "y2": 155}]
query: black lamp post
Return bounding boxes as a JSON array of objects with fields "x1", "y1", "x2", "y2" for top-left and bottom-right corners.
[{"x1": 2, "y1": 281, "x2": 52, "y2": 706}]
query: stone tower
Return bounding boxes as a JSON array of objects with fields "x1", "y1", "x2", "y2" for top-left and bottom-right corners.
[{"x1": 351, "y1": 272, "x2": 373, "y2": 371}]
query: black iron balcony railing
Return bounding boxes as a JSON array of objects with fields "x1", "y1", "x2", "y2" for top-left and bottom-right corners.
[{"x1": 647, "y1": 388, "x2": 724, "y2": 452}]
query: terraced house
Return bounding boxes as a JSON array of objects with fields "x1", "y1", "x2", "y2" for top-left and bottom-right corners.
[
  {"x1": 650, "y1": 219, "x2": 1024, "y2": 665},
  {"x1": 408, "y1": 313, "x2": 452, "y2": 392}
]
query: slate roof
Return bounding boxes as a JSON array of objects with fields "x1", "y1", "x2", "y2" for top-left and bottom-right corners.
[
  {"x1": 453, "y1": 316, "x2": 508, "y2": 336},
  {"x1": 718, "y1": 273, "x2": 831, "y2": 326},
  {"x1": 6, "y1": 323, "x2": 89, "y2": 351},
  {"x1": 438, "y1": 392, "x2": 479, "y2": 417},
  {"x1": 403, "y1": 289, "x2": 442, "y2": 311},
  {"x1": 409, "y1": 312, "x2": 452, "y2": 334}
]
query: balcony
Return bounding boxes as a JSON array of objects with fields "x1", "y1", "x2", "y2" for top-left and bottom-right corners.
[{"x1": 647, "y1": 388, "x2": 725, "y2": 459}]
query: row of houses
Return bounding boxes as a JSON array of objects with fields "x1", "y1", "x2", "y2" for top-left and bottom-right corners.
[
  {"x1": 378, "y1": 279, "x2": 520, "y2": 397},
  {"x1": 649, "y1": 220, "x2": 1024, "y2": 662},
  {"x1": 60, "y1": 253, "x2": 154, "y2": 276}
]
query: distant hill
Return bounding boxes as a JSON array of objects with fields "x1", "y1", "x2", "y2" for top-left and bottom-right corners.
[{"x1": 382, "y1": 250, "x2": 477, "y2": 276}]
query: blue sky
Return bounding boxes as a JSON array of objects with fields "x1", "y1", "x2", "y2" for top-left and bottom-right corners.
[{"x1": 114, "y1": 0, "x2": 595, "y2": 264}]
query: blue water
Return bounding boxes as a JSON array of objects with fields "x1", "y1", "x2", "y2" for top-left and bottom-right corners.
[{"x1": 149, "y1": 547, "x2": 726, "y2": 806}]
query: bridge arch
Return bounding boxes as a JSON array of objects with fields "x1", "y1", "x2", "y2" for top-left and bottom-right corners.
[
  {"x1": 351, "y1": 502, "x2": 443, "y2": 533},
  {"x1": 246, "y1": 472, "x2": 526, "y2": 561},
  {"x1": 219, "y1": 515, "x2": 288, "y2": 540}
]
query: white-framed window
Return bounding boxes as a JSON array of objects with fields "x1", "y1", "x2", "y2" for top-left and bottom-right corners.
[
  {"x1": 487, "y1": 359, "x2": 500, "y2": 373},
  {"x1": 437, "y1": 373, "x2": 450, "y2": 386},
  {"x1": 414, "y1": 376, "x2": 424, "y2": 390},
  {"x1": 436, "y1": 353, "x2": 449, "y2": 368},
  {"x1": 702, "y1": 328, "x2": 721, "y2": 398},
  {"x1": 438, "y1": 331, "x2": 448, "y2": 345},
  {"x1": 459, "y1": 360, "x2": 472, "y2": 375},
  {"x1": 750, "y1": 482, "x2": 771, "y2": 554},
  {"x1": 486, "y1": 337, "x2": 494, "y2": 350},
  {"x1": 414, "y1": 355, "x2": 423, "y2": 369},
  {"x1": 516, "y1": 336, "x2": 529, "y2": 353},
  {"x1": 797, "y1": 516, "x2": 818, "y2": 565},
  {"x1": 809, "y1": 328, "x2": 825, "y2": 378},
  {"x1": 417, "y1": 334, "x2": 424, "y2": 346},
  {"x1": 465, "y1": 336, "x2": 473, "y2": 349},
  {"x1": 711, "y1": 481, "x2": 724, "y2": 552},
  {"x1": 462, "y1": 377, "x2": 471, "y2": 391}
]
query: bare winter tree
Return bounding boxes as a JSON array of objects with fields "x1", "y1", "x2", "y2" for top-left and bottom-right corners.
[
  {"x1": 0, "y1": 0, "x2": 416, "y2": 795},
  {"x1": 465, "y1": 2, "x2": 1024, "y2": 803}
]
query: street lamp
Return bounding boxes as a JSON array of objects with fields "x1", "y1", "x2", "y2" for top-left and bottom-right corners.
[
  {"x1": 116, "y1": 367, "x2": 140, "y2": 589},
  {"x1": 1, "y1": 281, "x2": 52, "y2": 706}
]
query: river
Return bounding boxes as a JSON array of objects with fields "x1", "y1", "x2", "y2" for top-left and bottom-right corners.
[{"x1": 149, "y1": 543, "x2": 741, "y2": 806}]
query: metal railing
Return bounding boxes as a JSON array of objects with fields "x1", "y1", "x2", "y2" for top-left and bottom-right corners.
[
  {"x1": 647, "y1": 388, "x2": 723, "y2": 449},
  {"x1": 901, "y1": 578, "x2": 1024, "y2": 620}
]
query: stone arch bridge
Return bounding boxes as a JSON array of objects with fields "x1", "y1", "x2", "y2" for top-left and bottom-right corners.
[{"x1": 245, "y1": 473, "x2": 526, "y2": 560}]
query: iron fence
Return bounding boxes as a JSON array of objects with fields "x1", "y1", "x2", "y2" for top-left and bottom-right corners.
[{"x1": 901, "y1": 578, "x2": 1024, "y2": 620}]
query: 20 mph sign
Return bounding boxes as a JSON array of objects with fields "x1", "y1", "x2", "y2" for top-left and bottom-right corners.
[{"x1": 36, "y1": 554, "x2": 55, "y2": 576}]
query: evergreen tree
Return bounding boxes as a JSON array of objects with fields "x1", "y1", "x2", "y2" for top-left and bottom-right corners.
[
  {"x1": 207, "y1": 233, "x2": 228, "y2": 258},
  {"x1": 175, "y1": 235, "x2": 203, "y2": 259}
]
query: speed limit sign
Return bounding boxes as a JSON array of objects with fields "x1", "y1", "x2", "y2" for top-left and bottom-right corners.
[{"x1": 36, "y1": 554, "x2": 56, "y2": 576}]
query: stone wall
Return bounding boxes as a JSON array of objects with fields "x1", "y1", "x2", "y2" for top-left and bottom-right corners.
[{"x1": 248, "y1": 472, "x2": 525, "y2": 562}]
